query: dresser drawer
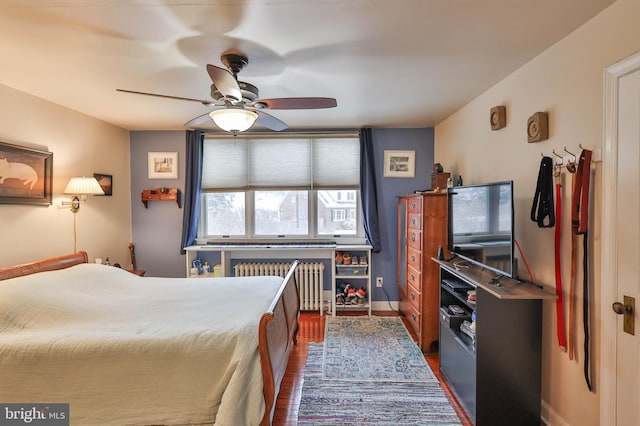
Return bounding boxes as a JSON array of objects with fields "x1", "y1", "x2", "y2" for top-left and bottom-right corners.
[
  {"x1": 407, "y1": 265, "x2": 422, "y2": 291},
  {"x1": 408, "y1": 213, "x2": 422, "y2": 230},
  {"x1": 405, "y1": 306, "x2": 422, "y2": 337},
  {"x1": 407, "y1": 197, "x2": 422, "y2": 214},
  {"x1": 407, "y1": 247, "x2": 422, "y2": 271},
  {"x1": 407, "y1": 281, "x2": 422, "y2": 313},
  {"x1": 407, "y1": 228, "x2": 422, "y2": 249}
]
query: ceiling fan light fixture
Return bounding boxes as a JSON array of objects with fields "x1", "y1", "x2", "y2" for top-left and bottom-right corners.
[{"x1": 209, "y1": 109, "x2": 258, "y2": 133}]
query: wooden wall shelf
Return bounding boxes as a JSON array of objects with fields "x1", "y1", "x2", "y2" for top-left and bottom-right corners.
[{"x1": 141, "y1": 187, "x2": 181, "y2": 208}]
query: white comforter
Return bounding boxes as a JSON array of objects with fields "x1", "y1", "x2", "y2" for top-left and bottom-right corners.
[{"x1": 0, "y1": 263, "x2": 284, "y2": 425}]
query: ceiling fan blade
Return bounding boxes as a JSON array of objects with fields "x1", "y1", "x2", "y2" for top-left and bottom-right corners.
[
  {"x1": 252, "y1": 97, "x2": 337, "y2": 110},
  {"x1": 116, "y1": 89, "x2": 214, "y2": 105},
  {"x1": 206, "y1": 64, "x2": 242, "y2": 101},
  {"x1": 184, "y1": 112, "x2": 213, "y2": 127},
  {"x1": 255, "y1": 110, "x2": 288, "y2": 131}
]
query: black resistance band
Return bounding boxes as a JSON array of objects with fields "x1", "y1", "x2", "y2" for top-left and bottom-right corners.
[{"x1": 531, "y1": 156, "x2": 555, "y2": 227}]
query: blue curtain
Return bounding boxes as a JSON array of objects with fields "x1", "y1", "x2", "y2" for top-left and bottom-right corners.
[
  {"x1": 360, "y1": 128, "x2": 382, "y2": 252},
  {"x1": 180, "y1": 130, "x2": 203, "y2": 254}
]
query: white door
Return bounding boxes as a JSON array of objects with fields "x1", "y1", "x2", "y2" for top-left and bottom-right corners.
[{"x1": 602, "y1": 51, "x2": 640, "y2": 425}]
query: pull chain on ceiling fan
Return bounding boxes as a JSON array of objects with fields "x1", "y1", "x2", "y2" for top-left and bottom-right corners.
[{"x1": 117, "y1": 52, "x2": 337, "y2": 134}]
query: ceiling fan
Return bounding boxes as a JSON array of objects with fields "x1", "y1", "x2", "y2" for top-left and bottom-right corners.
[{"x1": 117, "y1": 52, "x2": 337, "y2": 134}]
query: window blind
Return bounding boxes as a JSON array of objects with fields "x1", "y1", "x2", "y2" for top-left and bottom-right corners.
[{"x1": 201, "y1": 135, "x2": 360, "y2": 191}]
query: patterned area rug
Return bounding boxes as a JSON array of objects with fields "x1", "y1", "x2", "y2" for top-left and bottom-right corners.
[
  {"x1": 298, "y1": 343, "x2": 462, "y2": 425},
  {"x1": 323, "y1": 316, "x2": 435, "y2": 382}
]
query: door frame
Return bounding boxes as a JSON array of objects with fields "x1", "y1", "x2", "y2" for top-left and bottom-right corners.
[{"x1": 601, "y1": 49, "x2": 640, "y2": 426}]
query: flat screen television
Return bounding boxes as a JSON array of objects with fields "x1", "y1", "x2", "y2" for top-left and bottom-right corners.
[{"x1": 447, "y1": 180, "x2": 515, "y2": 277}]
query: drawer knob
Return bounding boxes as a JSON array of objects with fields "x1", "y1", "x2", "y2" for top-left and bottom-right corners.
[
  {"x1": 412, "y1": 313, "x2": 417, "y2": 321},
  {"x1": 411, "y1": 218, "x2": 416, "y2": 225},
  {"x1": 411, "y1": 274, "x2": 415, "y2": 280},
  {"x1": 410, "y1": 293, "x2": 415, "y2": 300},
  {"x1": 411, "y1": 235, "x2": 416, "y2": 242},
  {"x1": 411, "y1": 202, "x2": 416, "y2": 209},
  {"x1": 411, "y1": 255, "x2": 415, "y2": 261}
]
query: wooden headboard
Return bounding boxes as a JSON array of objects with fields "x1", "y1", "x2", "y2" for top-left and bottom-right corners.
[{"x1": 0, "y1": 251, "x2": 88, "y2": 281}]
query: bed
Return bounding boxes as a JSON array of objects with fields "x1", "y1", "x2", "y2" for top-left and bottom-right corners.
[{"x1": 0, "y1": 251, "x2": 300, "y2": 425}]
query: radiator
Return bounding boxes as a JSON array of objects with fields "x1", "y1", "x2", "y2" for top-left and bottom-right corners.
[{"x1": 234, "y1": 262, "x2": 325, "y2": 312}]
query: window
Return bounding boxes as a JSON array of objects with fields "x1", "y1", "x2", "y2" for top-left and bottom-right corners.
[
  {"x1": 332, "y1": 209, "x2": 346, "y2": 222},
  {"x1": 203, "y1": 192, "x2": 245, "y2": 236},
  {"x1": 255, "y1": 190, "x2": 308, "y2": 235},
  {"x1": 199, "y1": 134, "x2": 364, "y2": 242}
]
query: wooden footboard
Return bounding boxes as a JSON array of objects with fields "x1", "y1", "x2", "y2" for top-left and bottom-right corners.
[
  {"x1": 258, "y1": 260, "x2": 301, "y2": 426},
  {"x1": 0, "y1": 251, "x2": 88, "y2": 281}
]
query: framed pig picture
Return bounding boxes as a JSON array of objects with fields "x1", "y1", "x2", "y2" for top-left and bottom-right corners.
[{"x1": 0, "y1": 141, "x2": 53, "y2": 206}]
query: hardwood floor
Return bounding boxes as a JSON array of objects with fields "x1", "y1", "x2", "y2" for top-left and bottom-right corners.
[{"x1": 272, "y1": 312, "x2": 473, "y2": 425}]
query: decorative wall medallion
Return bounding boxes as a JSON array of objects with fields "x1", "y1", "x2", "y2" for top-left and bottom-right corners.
[
  {"x1": 490, "y1": 105, "x2": 506, "y2": 130},
  {"x1": 527, "y1": 111, "x2": 548, "y2": 143}
]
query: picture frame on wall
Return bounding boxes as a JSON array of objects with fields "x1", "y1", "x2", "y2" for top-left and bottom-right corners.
[
  {"x1": 93, "y1": 173, "x2": 113, "y2": 196},
  {"x1": 148, "y1": 151, "x2": 178, "y2": 179},
  {"x1": 0, "y1": 141, "x2": 53, "y2": 206},
  {"x1": 383, "y1": 150, "x2": 416, "y2": 178}
]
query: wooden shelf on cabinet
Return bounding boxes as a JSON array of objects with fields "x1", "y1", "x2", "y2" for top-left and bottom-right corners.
[{"x1": 431, "y1": 172, "x2": 451, "y2": 191}]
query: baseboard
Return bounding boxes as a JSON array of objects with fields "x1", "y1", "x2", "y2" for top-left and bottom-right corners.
[
  {"x1": 541, "y1": 399, "x2": 569, "y2": 426},
  {"x1": 371, "y1": 300, "x2": 398, "y2": 311}
]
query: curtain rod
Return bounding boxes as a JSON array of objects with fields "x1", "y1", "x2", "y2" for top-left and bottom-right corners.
[{"x1": 202, "y1": 128, "x2": 360, "y2": 139}]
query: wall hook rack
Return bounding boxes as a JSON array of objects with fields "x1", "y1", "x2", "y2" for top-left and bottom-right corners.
[
  {"x1": 552, "y1": 149, "x2": 564, "y2": 165},
  {"x1": 563, "y1": 147, "x2": 577, "y2": 162}
]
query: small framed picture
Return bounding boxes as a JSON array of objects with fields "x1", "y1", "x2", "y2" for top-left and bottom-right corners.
[
  {"x1": 93, "y1": 173, "x2": 113, "y2": 196},
  {"x1": 0, "y1": 141, "x2": 53, "y2": 206},
  {"x1": 148, "y1": 151, "x2": 178, "y2": 179},
  {"x1": 383, "y1": 150, "x2": 415, "y2": 178}
]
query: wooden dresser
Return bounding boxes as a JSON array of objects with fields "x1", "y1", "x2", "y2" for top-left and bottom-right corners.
[{"x1": 397, "y1": 192, "x2": 447, "y2": 353}]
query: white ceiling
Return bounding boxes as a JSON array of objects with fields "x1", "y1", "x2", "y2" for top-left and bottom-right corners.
[{"x1": 0, "y1": 0, "x2": 616, "y2": 132}]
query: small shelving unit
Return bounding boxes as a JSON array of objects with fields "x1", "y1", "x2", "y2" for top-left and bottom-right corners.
[{"x1": 331, "y1": 246, "x2": 372, "y2": 316}]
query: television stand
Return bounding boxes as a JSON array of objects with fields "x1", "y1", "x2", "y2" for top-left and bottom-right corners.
[{"x1": 433, "y1": 257, "x2": 555, "y2": 425}]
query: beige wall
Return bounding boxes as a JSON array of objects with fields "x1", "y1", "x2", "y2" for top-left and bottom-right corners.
[
  {"x1": 0, "y1": 84, "x2": 132, "y2": 267},
  {"x1": 434, "y1": 0, "x2": 639, "y2": 424}
]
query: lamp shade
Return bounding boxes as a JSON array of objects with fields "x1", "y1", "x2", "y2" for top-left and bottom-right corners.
[
  {"x1": 209, "y1": 109, "x2": 258, "y2": 133},
  {"x1": 64, "y1": 176, "x2": 105, "y2": 195}
]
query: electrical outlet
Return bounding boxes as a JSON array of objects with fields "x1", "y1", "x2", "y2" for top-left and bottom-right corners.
[{"x1": 376, "y1": 277, "x2": 383, "y2": 287}]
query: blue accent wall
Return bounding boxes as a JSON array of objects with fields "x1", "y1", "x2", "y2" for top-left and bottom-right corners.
[
  {"x1": 368, "y1": 128, "x2": 435, "y2": 304},
  {"x1": 130, "y1": 131, "x2": 186, "y2": 278},
  {"x1": 130, "y1": 128, "x2": 435, "y2": 303}
]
